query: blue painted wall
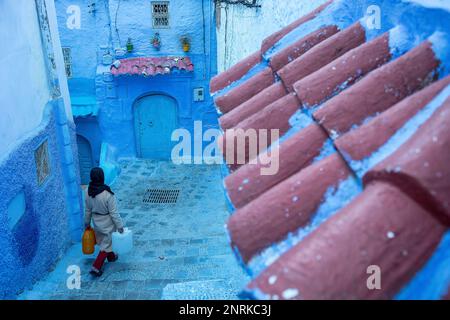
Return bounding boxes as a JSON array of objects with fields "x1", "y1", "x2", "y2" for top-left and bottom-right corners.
[
  {"x1": 0, "y1": 0, "x2": 84, "y2": 298},
  {"x1": 55, "y1": 0, "x2": 218, "y2": 162},
  {"x1": 0, "y1": 103, "x2": 72, "y2": 299}
]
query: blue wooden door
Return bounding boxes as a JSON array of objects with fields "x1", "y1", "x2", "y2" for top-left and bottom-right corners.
[
  {"x1": 77, "y1": 135, "x2": 93, "y2": 185},
  {"x1": 135, "y1": 95, "x2": 178, "y2": 159}
]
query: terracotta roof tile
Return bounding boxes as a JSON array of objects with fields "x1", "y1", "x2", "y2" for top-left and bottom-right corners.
[
  {"x1": 335, "y1": 75, "x2": 450, "y2": 162},
  {"x1": 219, "y1": 82, "x2": 287, "y2": 130},
  {"x1": 211, "y1": 1, "x2": 450, "y2": 300},
  {"x1": 228, "y1": 153, "x2": 351, "y2": 263},
  {"x1": 214, "y1": 66, "x2": 275, "y2": 114},
  {"x1": 313, "y1": 40, "x2": 440, "y2": 137},
  {"x1": 224, "y1": 123, "x2": 328, "y2": 209},
  {"x1": 211, "y1": 1, "x2": 335, "y2": 99},
  {"x1": 219, "y1": 93, "x2": 299, "y2": 171},
  {"x1": 110, "y1": 57, "x2": 194, "y2": 76},
  {"x1": 269, "y1": 25, "x2": 339, "y2": 72},
  {"x1": 294, "y1": 32, "x2": 391, "y2": 108},
  {"x1": 244, "y1": 182, "x2": 446, "y2": 299},
  {"x1": 234, "y1": 93, "x2": 298, "y2": 134},
  {"x1": 210, "y1": 50, "x2": 262, "y2": 94},
  {"x1": 261, "y1": 0, "x2": 334, "y2": 54},
  {"x1": 364, "y1": 97, "x2": 450, "y2": 226},
  {"x1": 277, "y1": 22, "x2": 366, "y2": 91}
]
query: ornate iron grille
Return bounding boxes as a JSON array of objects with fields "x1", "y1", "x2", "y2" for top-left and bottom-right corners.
[{"x1": 152, "y1": 1, "x2": 170, "y2": 28}]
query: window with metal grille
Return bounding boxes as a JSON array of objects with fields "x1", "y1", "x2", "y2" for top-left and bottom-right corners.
[
  {"x1": 62, "y1": 47, "x2": 72, "y2": 78},
  {"x1": 216, "y1": 0, "x2": 261, "y2": 8},
  {"x1": 152, "y1": 1, "x2": 170, "y2": 28},
  {"x1": 35, "y1": 140, "x2": 51, "y2": 186}
]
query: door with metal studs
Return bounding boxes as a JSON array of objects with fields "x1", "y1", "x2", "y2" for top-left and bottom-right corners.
[{"x1": 134, "y1": 94, "x2": 178, "y2": 159}]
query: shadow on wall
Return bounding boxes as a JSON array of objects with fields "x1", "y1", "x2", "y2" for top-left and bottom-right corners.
[{"x1": 11, "y1": 197, "x2": 39, "y2": 267}]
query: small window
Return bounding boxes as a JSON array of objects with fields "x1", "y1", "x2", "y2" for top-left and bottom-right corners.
[
  {"x1": 35, "y1": 140, "x2": 51, "y2": 185},
  {"x1": 152, "y1": 1, "x2": 170, "y2": 28},
  {"x1": 62, "y1": 47, "x2": 72, "y2": 78}
]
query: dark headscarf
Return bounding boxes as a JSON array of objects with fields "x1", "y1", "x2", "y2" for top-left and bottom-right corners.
[{"x1": 88, "y1": 167, "x2": 114, "y2": 198}]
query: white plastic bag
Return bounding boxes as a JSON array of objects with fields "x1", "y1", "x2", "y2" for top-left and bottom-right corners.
[{"x1": 112, "y1": 228, "x2": 133, "y2": 255}]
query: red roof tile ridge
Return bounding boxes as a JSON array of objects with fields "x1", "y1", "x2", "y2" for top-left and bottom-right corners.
[
  {"x1": 224, "y1": 123, "x2": 328, "y2": 209},
  {"x1": 261, "y1": 0, "x2": 334, "y2": 54},
  {"x1": 227, "y1": 153, "x2": 351, "y2": 263},
  {"x1": 313, "y1": 40, "x2": 440, "y2": 137},
  {"x1": 277, "y1": 21, "x2": 367, "y2": 91},
  {"x1": 210, "y1": 50, "x2": 262, "y2": 94},
  {"x1": 218, "y1": 93, "x2": 299, "y2": 171},
  {"x1": 210, "y1": 1, "x2": 334, "y2": 95},
  {"x1": 214, "y1": 66, "x2": 275, "y2": 114},
  {"x1": 246, "y1": 181, "x2": 446, "y2": 299},
  {"x1": 219, "y1": 31, "x2": 395, "y2": 171},
  {"x1": 269, "y1": 25, "x2": 339, "y2": 72},
  {"x1": 364, "y1": 96, "x2": 450, "y2": 227},
  {"x1": 294, "y1": 31, "x2": 391, "y2": 108},
  {"x1": 219, "y1": 82, "x2": 287, "y2": 130},
  {"x1": 110, "y1": 56, "x2": 194, "y2": 76},
  {"x1": 335, "y1": 75, "x2": 450, "y2": 162}
]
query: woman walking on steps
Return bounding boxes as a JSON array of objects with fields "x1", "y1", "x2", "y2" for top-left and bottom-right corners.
[{"x1": 84, "y1": 167, "x2": 125, "y2": 277}]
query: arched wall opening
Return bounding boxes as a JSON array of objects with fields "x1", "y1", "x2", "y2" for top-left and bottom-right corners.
[{"x1": 76, "y1": 134, "x2": 94, "y2": 185}]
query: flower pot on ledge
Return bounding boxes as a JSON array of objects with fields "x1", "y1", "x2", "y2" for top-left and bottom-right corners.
[
  {"x1": 152, "y1": 33, "x2": 161, "y2": 51},
  {"x1": 181, "y1": 36, "x2": 191, "y2": 53}
]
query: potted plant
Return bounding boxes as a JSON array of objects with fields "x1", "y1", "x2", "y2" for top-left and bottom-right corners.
[
  {"x1": 126, "y1": 38, "x2": 134, "y2": 53},
  {"x1": 181, "y1": 36, "x2": 190, "y2": 52},
  {"x1": 152, "y1": 33, "x2": 161, "y2": 51}
]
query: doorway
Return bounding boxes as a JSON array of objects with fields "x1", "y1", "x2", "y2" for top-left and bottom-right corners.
[
  {"x1": 134, "y1": 94, "x2": 178, "y2": 159},
  {"x1": 76, "y1": 135, "x2": 93, "y2": 185}
]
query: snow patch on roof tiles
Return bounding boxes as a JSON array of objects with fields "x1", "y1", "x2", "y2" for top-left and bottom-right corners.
[
  {"x1": 270, "y1": 110, "x2": 314, "y2": 147},
  {"x1": 313, "y1": 139, "x2": 336, "y2": 163},
  {"x1": 389, "y1": 25, "x2": 420, "y2": 59},
  {"x1": 429, "y1": 31, "x2": 450, "y2": 76}
]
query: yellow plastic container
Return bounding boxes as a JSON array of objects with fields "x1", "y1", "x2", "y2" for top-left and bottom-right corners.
[{"x1": 82, "y1": 227, "x2": 96, "y2": 255}]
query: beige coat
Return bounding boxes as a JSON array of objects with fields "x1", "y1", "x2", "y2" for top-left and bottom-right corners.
[{"x1": 84, "y1": 190, "x2": 124, "y2": 252}]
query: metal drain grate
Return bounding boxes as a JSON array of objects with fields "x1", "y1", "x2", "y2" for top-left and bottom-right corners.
[{"x1": 143, "y1": 189, "x2": 180, "y2": 204}]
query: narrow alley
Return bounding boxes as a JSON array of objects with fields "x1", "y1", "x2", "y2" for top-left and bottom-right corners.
[
  {"x1": 3, "y1": 0, "x2": 450, "y2": 303},
  {"x1": 19, "y1": 159, "x2": 248, "y2": 300}
]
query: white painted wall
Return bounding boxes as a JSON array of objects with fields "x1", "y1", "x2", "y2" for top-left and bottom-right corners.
[
  {"x1": 0, "y1": 0, "x2": 72, "y2": 156},
  {"x1": 216, "y1": 0, "x2": 328, "y2": 72},
  {"x1": 0, "y1": 0, "x2": 51, "y2": 155}
]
